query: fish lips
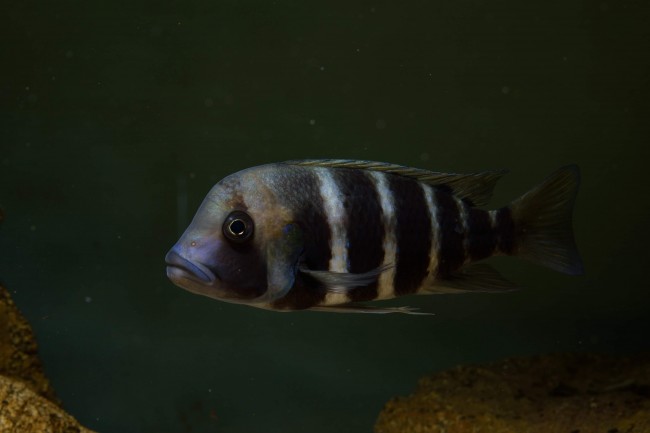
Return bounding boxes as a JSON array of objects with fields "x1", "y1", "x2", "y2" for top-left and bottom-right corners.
[{"x1": 165, "y1": 249, "x2": 217, "y2": 284}]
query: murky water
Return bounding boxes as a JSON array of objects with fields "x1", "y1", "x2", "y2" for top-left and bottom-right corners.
[{"x1": 1, "y1": 2, "x2": 648, "y2": 432}]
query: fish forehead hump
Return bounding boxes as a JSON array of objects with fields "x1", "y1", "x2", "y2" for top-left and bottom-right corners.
[{"x1": 213, "y1": 164, "x2": 312, "y2": 216}]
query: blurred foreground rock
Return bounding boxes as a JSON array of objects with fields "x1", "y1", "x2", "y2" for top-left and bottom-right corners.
[
  {"x1": 375, "y1": 352, "x2": 650, "y2": 433},
  {"x1": 0, "y1": 284, "x2": 96, "y2": 433}
]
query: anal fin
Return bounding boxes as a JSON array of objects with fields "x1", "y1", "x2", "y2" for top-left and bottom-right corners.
[
  {"x1": 308, "y1": 304, "x2": 433, "y2": 315},
  {"x1": 423, "y1": 264, "x2": 518, "y2": 294}
]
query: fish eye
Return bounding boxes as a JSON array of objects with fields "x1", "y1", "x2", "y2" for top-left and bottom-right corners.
[{"x1": 223, "y1": 210, "x2": 254, "y2": 243}]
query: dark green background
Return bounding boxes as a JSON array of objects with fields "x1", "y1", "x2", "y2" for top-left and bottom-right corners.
[{"x1": 1, "y1": 1, "x2": 648, "y2": 432}]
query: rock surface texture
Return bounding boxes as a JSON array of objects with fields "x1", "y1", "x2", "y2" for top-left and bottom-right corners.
[
  {"x1": 375, "y1": 353, "x2": 650, "y2": 433},
  {"x1": 0, "y1": 284, "x2": 96, "y2": 433}
]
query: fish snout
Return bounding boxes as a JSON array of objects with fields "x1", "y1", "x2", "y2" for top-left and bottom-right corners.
[{"x1": 165, "y1": 248, "x2": 217, "y2": 284}]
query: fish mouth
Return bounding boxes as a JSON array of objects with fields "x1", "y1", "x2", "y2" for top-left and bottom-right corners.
[{"x1": 165, "y1": 249, "x2": 217, "y2": 284}]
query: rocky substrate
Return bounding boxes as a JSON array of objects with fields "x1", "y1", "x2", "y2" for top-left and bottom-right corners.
[
  {"x1": 375, "y1": 352, "x2": 650, "y2": 433},
  {"x1": 0, "y1": 284, "x2": 95, "y2": 433}
]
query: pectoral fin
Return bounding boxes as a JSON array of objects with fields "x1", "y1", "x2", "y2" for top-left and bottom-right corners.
[{"x1": 299, "y1": 265, "x2": 392, "y2": 294}]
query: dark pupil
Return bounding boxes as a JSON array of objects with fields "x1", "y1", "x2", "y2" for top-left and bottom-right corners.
[{"x1": 229, "y1": 219, "x2": 246, "y2": 236}]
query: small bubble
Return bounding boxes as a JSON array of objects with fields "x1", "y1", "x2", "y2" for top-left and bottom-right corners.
[
  {"x1": 30, "y1": 225, "x2": 36, "y2": 231},
  {"x1": 319, "y1": 66, "x2": 325, "y2": 71},
  {"x1": 420, "y1": 152, "x2": 430, "y2": 161},
  {"x1": 189, "y1": 172, "x2": 196, "y2": 179},
  {"x1": 208, "y1": 388, "x2": 212, "y2": 393},
  {"x1": 25, "y1": 86, "x2": 30, "y2": 91},
  {"x1": 66, "y1": 50, "x2": 74, "y2": 58},
  {"x1": 25, "y1": 142, "x2": 31, "y2": 147},
  {"x1": 117, "y1": 234, "x2": 122, "y2": 239},
  {"x1": 501, "y1": 86, "x2": 510, "y2": 94},
  {"x1": 375, "y1": 119, "x2": 386, "y2": 130},
  {"x1": 85, "y1": 296, "x2": 92, "y2": 303},
  {"x1": 204, "y1": 98, "x2": 214, "y2": 108},
  {"x1": 309, "y1": 119, "x2": 315, "y2": 125}
]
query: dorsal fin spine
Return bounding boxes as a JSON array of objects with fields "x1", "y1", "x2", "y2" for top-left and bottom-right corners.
[{"x1": 283, "y1": 159, "x2": 507, "y2": 207}]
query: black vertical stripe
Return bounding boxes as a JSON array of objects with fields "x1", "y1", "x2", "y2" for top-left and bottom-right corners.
[
  {"x1": 466, "y1": 206, "x2": 497, "y2": 261},
  {"x1": 208, "y1": 178, "x2": 267, "y2": 300},
  {"x1": 212, "y1": 242, "x2": 268, "y2": 300},
  {"x1": 434, "y1": 185, "x2": 466, "y2": 278},
  {"x1": 389, "y1": 175, "x2": 432, "y2": 295},
  {"x1": 335, "y1": 169, "x2": 384, "y2": 302},
  {"x1": 272, "y1": 167, "x2": 330, "y2": 310},
  {"x1": 282, "y1": 167, "x2": 332, "y2": 271},
  {"x1": 495, "y1": 206, "x2": 516, "y2": 255}
]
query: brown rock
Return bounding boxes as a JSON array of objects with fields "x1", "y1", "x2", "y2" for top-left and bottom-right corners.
[
  {"x1": 0, "y1": 284, "x2": 97, "y2": 433},
  {"x1": 0, "y1": 284, "x2": 56, "y2": 401},
  {"x1": 375, "y1": 353, "x2": 650, "y2": 433},
  {"x1": 0, "y1": 374, "x2": 94, "y2": 433}
]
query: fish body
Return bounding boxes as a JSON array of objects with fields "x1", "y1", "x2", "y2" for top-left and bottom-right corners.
[{"x1": 165, "y1": 160, "x2": 583, "y2": 314}]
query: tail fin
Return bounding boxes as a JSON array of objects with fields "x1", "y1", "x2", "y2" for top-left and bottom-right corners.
[{"x1": 509, "y1": 165, "x2": 584, "y2": 275}]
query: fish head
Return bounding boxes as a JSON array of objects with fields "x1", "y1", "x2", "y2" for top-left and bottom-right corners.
[{"x1": 165, "y1": 165, "x2": 304, "y2": 305}]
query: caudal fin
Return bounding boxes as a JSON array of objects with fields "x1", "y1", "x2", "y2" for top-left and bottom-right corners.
[{"x1": 509, "y1": 165, "x2": 584, "y2": 275}]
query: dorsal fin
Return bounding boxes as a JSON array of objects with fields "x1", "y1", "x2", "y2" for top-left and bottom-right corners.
[{"x1": 283, "y1": 159, "x2": 507, "y2": 207}]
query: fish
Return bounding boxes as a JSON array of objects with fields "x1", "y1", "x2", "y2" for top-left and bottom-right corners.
[{"x1": 165, "y1": 159, "x2": 583, "y2": 314}]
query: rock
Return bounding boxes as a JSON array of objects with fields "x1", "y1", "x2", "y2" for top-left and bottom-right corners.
[
  {"x1": 0, "y1": 374, "x2": 95, "y2": 433},
  {"x1": 0, "y1": 284, "x2": 96, "y2": 433},
  {"x1": 0, "y1": 284, "x2": 56, "y2": 401},
  {"x1": 375, "y1": 353, "x2": 650, "y2": 433}
]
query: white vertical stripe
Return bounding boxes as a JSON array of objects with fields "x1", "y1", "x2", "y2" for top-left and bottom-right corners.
[
  {"x1": 488, "y1": 209, "x2": 497, "y2": 227},
  {"x1": 421, "y1": 184, "x2": 440, "y2": 290},
  {"x1": 455, "y1": 196, "x2": 470, "y2": 265},
  {"x1": 315, "y1": 168, "x2": 348, "y2": 273},
  {"x1": 369, "y1": 171, "x2": 397, "y2": 300}
]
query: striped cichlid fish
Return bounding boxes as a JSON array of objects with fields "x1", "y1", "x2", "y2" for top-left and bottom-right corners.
[{"x1": 165, "y1": 160, "x2": 583, "y2": 314}]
